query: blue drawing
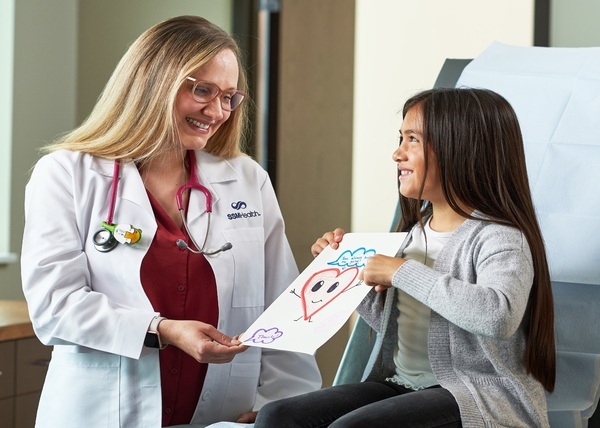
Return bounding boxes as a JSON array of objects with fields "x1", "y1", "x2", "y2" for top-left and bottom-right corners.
[{"x1": 327, "y1": 247, "x2": 376, "y2": 269}]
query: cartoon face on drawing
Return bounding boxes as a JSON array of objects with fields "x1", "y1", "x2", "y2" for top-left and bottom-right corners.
[{"x1": 300, "y1": 267, "x2": 359, "y2": 320}]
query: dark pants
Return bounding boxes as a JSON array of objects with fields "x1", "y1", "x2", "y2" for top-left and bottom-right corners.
[{"x1": 254, "y1": 381, "x2": 462, "y2": 428}]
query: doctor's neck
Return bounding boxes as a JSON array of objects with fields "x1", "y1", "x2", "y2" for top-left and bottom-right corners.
[
  {"x1": 144, "y1": 148, "x2": 189, "y2": 171},
  {"x1": 141, "y1": 149, "x2": 190, "y2": 183}
]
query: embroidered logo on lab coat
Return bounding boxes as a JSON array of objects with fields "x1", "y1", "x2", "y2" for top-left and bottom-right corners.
[{"x1": 227, "y1": 201, "x2": 261, "y2": 220}]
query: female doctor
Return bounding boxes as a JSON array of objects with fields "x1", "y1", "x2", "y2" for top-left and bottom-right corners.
[{"x1": 20, "y1": 16, "x2": 321, "y2": 428}]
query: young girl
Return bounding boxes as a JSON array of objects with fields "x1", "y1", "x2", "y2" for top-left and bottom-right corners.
[{"x1": 254, "y1": 88, "x2": 555, "y2": 427}]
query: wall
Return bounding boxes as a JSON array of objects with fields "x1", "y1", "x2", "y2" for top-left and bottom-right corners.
[
  {"x1": 0, "y1": 0, "x2": 15, "y2": 263},
  {"x1": 0, "y1": 1, "x2": 232, "y2": 299},
  {"x1": 277, "y1": 0, "x2": 356, "y2": 276},
  {"x1": 77, "y1": 0, "x2": 232, "y2": 123},
  {"x1": 351, "y1": 0, "x2": 535, "y2": 234},
  {"x1": 1, "y1": 0, "x2": 78, "y2": 300},
  {"x1": 551, "y1": 0, "x2": 600, "y2": 47},
  {"x1": 277, "y1": 0, "x2": 356, "y2": 388}
]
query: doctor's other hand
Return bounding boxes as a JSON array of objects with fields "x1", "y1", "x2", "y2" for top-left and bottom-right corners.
[
  {"x1": 311, "y1": 228, "x2": 345, "y2": 258},
  {"x1": 360, "y1": 254, "x2": 406, "y2": 293},
  {"x1": 237, "y1": 411, "x2": 258, "y2": 423},
  {"x1": 159, "y1": 319, "x2": 248, "y2": 363}
]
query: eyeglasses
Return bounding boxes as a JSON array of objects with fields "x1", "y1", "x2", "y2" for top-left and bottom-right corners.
[{"x1": 186, "y1": 77, "x2": 246, "y2": 111}]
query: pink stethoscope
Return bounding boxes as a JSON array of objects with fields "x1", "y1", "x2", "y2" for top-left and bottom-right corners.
[{"x1": 92, "y1": 150, "x2": 232, "y2": 255}]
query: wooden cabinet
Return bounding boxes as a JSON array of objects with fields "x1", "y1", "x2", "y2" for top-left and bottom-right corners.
[
  {"x1": 0, "y1": 301, "x2": 50, "y2": 428},
  {"x1": 0, "y1": 340, "x2": 16, "y2": 426}
]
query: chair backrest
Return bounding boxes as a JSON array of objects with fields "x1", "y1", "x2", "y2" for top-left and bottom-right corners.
[{"x1": 334, "y1": 44, "x2": 600, "y2": 428}]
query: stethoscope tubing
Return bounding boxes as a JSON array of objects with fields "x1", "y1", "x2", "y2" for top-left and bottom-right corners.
[
  {"x1": 175, "y1": 151, "x2": 212, "y2": 213},
  {"x1": 175, "y1": 150, "x2": 213, "y2": 253},
  {"x1": 107, "y1": 160, "x2": 120, "y2": 225},
  {"x1": 94, "y1": 151, "x2": 231, "y2": 255},
  {"x1": 92, "y1": 160, "x2": 122, "y2": 252}
]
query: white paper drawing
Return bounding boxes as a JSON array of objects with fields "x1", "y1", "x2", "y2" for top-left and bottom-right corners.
[{"x1": 239, "y1": 232, "x2": 407, "y2": 355}]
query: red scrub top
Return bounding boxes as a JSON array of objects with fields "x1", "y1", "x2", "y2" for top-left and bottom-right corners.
[{"x1": 141, "y1": 190, "x2": 219, "y2": 426}]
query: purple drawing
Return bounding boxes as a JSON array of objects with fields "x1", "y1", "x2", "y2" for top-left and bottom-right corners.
[{"x1": 244, "y1": 327, "x2": 284, "y2": 344}]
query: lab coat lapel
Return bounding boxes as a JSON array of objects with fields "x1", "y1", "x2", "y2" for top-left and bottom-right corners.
[
  {"x1": 186, "y1": 150, "x2": 240, "y2": 225},
  {"x1": 89, "y1": 157, "x2": 157, "y2": 245},
  {"x1": 118, "y1": 162, "x2": 154, "y2": 219}
]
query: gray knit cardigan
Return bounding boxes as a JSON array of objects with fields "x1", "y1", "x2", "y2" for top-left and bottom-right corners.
[{"x1": 358, "y1": 216, "x2": 551, "y2": 428}]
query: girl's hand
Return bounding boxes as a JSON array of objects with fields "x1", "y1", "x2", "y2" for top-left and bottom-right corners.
[
  {"x1": 311, "y1": 228, "x2": 345, "y2": 257},
  {"x1": 360, "y1": 254, "x2": 406, "y2": 292}
]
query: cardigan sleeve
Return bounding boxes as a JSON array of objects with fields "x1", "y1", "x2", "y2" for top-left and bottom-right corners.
[{"x1": 392, "y1": 223, "x2": 534, "y2": 339}]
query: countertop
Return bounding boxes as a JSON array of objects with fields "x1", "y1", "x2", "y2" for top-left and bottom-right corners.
[{"x1": 0, "y1": 300, "x2": 35, "y2": 342}]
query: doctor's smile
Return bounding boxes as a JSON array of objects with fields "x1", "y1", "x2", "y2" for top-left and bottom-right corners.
[{"x1": 185, "y1": 117, "x2": 210, "y2": 130}]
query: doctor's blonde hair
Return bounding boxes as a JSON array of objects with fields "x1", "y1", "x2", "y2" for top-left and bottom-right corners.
[{"x1": 46, "y1": 15, "x2": 249, "y2": 163}]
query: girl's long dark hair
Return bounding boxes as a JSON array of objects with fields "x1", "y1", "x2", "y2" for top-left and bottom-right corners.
[{"x1": 397, "y1": 88, "x2": 555, "y2": 392}]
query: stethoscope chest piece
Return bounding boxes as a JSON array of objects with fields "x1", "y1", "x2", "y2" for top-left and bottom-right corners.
[
  {"x1": 92, "y1": 153, "x2": 228, "y2": 255},
  {"x1": 93, "y1": 228, "x2": 119, "y2": 253}
]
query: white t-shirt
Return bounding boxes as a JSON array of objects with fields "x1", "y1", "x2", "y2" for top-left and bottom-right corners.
[{"x1": 389, "y1": 218, "x2": 453, "y2": 390}]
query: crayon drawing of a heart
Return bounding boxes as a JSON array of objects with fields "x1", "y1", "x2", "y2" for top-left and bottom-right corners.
[{"x1": 301, "y1": 267, "x2": 359, "y2": 320}]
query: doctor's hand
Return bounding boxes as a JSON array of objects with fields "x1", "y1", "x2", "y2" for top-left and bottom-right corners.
[
  {"x1": 360, "y1": 254, "x2": 406, "y2": 293},
  {"x1": 237, "y1": 411, "x2": 257, "y2": 423},
  {"x1": 158, "y1": 320, "x2": 247, "y2": 363},
  {"x1": 311, "y1": 228, "x2": 345, "y2": 258}
]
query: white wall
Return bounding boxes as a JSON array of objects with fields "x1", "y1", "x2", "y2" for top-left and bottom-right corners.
[
  {"x1": 0, "y1": 1, "x2": 232, "y2": 299},
  {"x1": 0, "y1": 0, "x2": 79, "y2": 299},
  {"x1": 351, "y1": 0, "x2": 535, "y2": 232},
  {"x1": 77, "y1": 0, "x2": 232, "y2": 122}
]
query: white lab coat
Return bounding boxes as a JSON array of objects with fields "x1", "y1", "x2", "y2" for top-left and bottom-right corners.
[{"x1": 21, "y1": 149, "x2": 321, "y2": 428}]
